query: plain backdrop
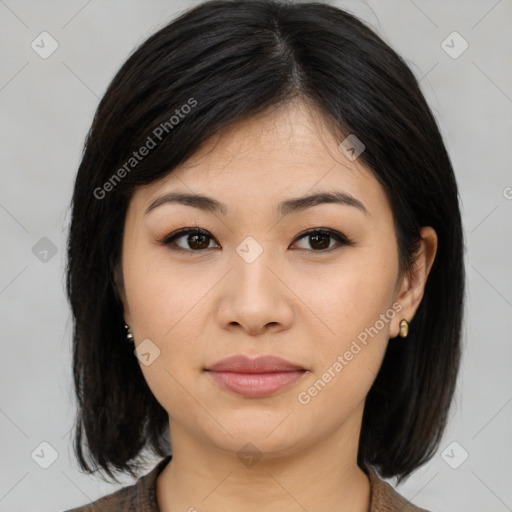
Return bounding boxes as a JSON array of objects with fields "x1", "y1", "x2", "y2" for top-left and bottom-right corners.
[{"x1": 1, "y1": 1, "x2": 511, "y2": 511}]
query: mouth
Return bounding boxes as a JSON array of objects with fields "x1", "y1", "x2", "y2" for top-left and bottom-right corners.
[{"x1": 204, "y1": 355, "x2": 308, "y2": 398}]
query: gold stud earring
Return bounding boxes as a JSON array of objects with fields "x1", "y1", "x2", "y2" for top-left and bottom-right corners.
[{"x1": 399, "y1": 319, "x2": 409, "y2": 338}]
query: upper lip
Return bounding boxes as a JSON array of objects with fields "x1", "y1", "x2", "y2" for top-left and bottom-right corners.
[{"x1": 205, "y1": 355, "x2": 305, "y2": 373}]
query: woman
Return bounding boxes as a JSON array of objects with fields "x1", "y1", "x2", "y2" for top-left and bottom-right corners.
[{"x1": 64, "y1": 1, "x2": 464, "y2": 510}]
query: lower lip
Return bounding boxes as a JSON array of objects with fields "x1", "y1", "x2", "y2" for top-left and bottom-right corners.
[{"x1": 207, "y1": 370, "x2": 306, "y2": 398}]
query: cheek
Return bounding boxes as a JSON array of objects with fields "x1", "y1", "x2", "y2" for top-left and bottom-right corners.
[
  {"x1": 303, "y1": 252, "x2": 398, "y2": 345},
  {"x1": 128, "y1": 262, "x2": 208, "y2": 417},
  {"x1": 295, "y1": 262, "x2": 396, "y2": 415},
  {"x1": 123, "y1": 241, "x2": 214, "y2": 338},
  {"x1": 122, "y1": 244, "x2": 210, "y2": 392}
]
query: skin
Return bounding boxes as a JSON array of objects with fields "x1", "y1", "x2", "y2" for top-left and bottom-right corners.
[{"x1": 116, "y1": 100, "x2": 437, "y2": 512}]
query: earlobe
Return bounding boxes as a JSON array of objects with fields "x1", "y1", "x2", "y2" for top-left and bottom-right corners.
[{"x1": 392, "y1": 226, "x2": 438, "y2": 337}]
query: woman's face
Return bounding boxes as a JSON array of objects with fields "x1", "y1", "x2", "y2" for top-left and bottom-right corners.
[{"x1": 118, "y1": 102, "x2": 435, "y2": 459}]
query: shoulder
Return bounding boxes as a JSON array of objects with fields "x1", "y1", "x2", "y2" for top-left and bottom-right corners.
[
  {"x1": 364, "y1": 465, "x2": 433, "y2": 512},
  {"x1": 62, "y1": 485, "x2": 133, "y2": 512},
  {"x1": 61, "y1": 456, "x2": 172, "y2": 512}
]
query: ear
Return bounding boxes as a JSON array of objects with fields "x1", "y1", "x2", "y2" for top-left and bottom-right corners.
[
  {"x1": 112, "y1": 261, "x2": 132, "y2": 326},
  {"x1": 391, "y1": 226, "x2": 438, "y2": 338}
]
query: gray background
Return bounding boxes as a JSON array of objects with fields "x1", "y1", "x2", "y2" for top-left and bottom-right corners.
[{"x1": 1, "y1": 0, "x2": 511, "y2": 511}]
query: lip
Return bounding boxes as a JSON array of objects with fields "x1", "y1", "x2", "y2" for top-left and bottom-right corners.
[
  {"x1": 206, "y1": 355, "x2": 305, "y2": 373},
  {"x1": 205, "y1": 355, "x2": 307, "y2": 398}
]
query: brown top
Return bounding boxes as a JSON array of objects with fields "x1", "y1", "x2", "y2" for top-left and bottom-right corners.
[{"x1": 63, "y1": 455, "x2": 431, "y2": 512}]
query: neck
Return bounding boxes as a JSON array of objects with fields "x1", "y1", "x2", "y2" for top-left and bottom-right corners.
[{"x1": 156, "y1": 412, "x2": 370, "y2": 512}]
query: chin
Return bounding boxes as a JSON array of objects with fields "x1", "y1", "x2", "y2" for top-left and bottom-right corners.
[{"x1": 202, "y1": 409, "x2": 312, "y2": 456}]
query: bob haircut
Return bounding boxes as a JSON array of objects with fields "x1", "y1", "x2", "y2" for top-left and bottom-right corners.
[{"x1": 66, "y1": 0, "x2": 464, "y2": 484}]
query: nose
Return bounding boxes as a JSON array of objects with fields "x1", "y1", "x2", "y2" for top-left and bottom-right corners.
[{"x1": 215, "y1": 249, "x2": 294, "y2": 336}]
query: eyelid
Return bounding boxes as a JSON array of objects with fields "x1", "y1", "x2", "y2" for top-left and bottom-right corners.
[
  {"x1": 160, "y1": 227, "x2": 218, "y2": 249},
  {"x1": 160, "y1": 227, "x2": 353, "y2": 253},
  {"x1": 291, "y1": 227, "x2": 353, "y2": 249}
]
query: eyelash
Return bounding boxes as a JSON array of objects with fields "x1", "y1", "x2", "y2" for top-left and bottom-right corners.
[{"x1": 159, "y1": 227, "x2": 353, "y2": 254}]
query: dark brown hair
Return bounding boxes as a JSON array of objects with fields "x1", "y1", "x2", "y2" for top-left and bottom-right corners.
[{"x1": 66, "y1": 0, "x2": 464, "y2": 483}]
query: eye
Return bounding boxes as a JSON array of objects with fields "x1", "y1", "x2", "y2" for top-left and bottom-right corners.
[
  {"x1": 160, "y1": 227, "x2": 353, "y2": 253},
  {"x1": 161, "y1": 227, "x2": 219, "y2": 252},
  {"x1": 291, "y1": 228, "x2": 353, "y2": 252}
]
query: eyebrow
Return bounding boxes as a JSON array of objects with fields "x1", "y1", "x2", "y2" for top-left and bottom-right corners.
[{"x1": 144, "y1": 190, "x2": 370, "y2": 218}]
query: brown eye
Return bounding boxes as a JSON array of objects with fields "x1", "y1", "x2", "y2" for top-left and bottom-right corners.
[
  {"x1": 161, "y1": 227, "x2": 352, "y2": 254},
  {"x1": 163, "y1": 228, "x2": 219, "y2": 252},
  {"x1": 292, "y1": 229, "x2": 352, "y2": 252}
]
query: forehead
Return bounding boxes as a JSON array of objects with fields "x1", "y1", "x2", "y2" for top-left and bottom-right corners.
[{"x1": 133, "y1": 101, "x2": 390, "y2": 218}]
